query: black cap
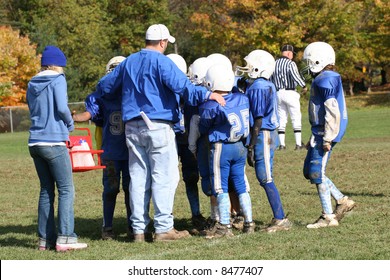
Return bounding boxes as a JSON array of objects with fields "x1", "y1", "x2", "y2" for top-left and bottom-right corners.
[{"x1": 281, "y1": 44, "x2": 295, "y2": 53}]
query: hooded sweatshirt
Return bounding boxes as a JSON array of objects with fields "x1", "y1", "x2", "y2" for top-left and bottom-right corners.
[{"x1": 27, "y1": 70, "x2": 74, "y2": 144}]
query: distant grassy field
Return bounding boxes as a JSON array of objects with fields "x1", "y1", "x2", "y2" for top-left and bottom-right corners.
[{"x1": 0, "y1": 93, "x2": 389, "y2": 260}]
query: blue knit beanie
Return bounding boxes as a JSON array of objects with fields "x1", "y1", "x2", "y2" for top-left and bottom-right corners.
[{"x1": 41, "y1": 46, "x2": 67, "y2": 67}]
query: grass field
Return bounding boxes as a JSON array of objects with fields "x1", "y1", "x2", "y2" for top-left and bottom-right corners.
[{"x1": 0, "y1": 93, "x2": 389, "y2": 261}]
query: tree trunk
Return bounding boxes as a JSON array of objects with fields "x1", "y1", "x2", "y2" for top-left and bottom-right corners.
[
  {"x1": 381, "y1": 69, "x2": 387, "y2": 85},
  {"x1": 349, "y1": 81, "x2": 354, "y2": 96}
]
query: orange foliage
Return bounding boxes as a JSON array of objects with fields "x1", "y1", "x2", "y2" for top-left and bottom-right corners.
[{"x1": 0, "y1": 26, "x2": 40, "y2": 106}]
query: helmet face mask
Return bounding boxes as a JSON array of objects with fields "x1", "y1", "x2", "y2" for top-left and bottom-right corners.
[{"x1": 235, "y1": 64, "x2": 255, "y2": 78}]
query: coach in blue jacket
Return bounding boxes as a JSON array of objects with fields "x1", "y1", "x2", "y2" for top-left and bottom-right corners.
[{"x1": 98, "y1": 24, "x2": 225, "y2": 242}]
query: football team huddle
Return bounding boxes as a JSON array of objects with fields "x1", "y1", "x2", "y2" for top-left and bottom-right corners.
[{"x1": 28, "y1": 24, "x2": 356, "y2": 251}]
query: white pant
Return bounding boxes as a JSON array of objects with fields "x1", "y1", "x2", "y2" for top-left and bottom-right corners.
[{"x1": 277, "y1": 89, "x2": 302, "y2": 131}]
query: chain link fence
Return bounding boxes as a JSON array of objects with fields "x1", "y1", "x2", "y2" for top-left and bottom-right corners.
[{"x1": 0, "y1": 102, "x2": 86, "y2": 133}]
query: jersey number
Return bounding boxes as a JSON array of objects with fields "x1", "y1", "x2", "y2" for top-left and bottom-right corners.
[
  {"x1": 109, "y1": 111, "x2": 123, "y2": 135},
  {"x1": 228, "y1": 109, "x2": 250, "y2": 142}
]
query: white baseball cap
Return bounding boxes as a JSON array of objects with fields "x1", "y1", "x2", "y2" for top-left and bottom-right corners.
[{"x1": 145, "y1": 24, "x2": 176, "y2": 43}]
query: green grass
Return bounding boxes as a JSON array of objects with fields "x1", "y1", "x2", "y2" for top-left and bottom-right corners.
[{"x1": 1, "y1": 95, "x2": 390, "y2": 260}]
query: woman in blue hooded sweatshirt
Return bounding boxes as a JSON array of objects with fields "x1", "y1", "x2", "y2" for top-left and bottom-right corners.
[{"x1": 27, "y1": 46, "x2": 87, "y2": 251}]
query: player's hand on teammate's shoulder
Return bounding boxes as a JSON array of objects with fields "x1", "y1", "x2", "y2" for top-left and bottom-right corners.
[{"x1": 209, "y1": 92, "x2": 226, "y2": 106}]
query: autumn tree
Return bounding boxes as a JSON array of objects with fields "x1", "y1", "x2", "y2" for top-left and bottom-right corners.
[
  {"x1": 355, "y1": 0, "x2": 390, "y2": 92},
  {"x1": 4, "y1": 0, "x2": 174, "y2": 101},
  {"x1": 0, "y1": 25, "x2": 40, "y2": 106}
]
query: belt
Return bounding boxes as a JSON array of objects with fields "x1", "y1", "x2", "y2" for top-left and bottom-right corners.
[{"x1": 278, "y1": 88, "x2": 295, "y2": 91}]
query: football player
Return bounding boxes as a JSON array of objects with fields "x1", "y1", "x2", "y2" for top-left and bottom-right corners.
[
  {"x1": 237, "y1": 50, "x2": 293, "y2": 233},
  {"x1": 167, "y1": 54, "x2": 207, "y2": 232},
  {"x1": 302, "y1": 42, "x2": 356, "y2": 228},
  {"x1": 73, "y1": 56, "x2": 133, "y2": 240},
  {"x1": 198, "y1": 63, "x2": 254, "y2": 238}
]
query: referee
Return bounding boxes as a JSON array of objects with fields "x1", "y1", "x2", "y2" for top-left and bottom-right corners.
[{"x1": 271, "y1": 44, "x2": 307, "y2": 150}]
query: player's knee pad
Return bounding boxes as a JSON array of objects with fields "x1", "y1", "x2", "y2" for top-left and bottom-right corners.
[{"x1": 307, "y1": 161, "x2": 323, "y2": 184}]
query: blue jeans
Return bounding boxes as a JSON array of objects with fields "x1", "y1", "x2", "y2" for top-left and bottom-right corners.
[
  {"x1": 125, "y1": 120, "x2": 179, "y2": 234},
  {"x1": 29, "y1": 145, "x2": 77, "y2": 246}
]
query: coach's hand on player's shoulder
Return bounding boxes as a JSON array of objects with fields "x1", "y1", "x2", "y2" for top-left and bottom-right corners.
[
  {"x1": 247, "y1": 146, "x2": 255, "y2": 167},
  {"x1": 209, "y1": 92, "x2": 226, "y2": 106}
]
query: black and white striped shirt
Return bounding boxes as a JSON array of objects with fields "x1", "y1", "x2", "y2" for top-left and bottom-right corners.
[{"x1": 271, "y1": 56, "x2": 305, "y2": 91}]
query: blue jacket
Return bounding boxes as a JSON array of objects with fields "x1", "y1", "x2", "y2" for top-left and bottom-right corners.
[
  {"x1": 98, "y1": 49, "x2": 209, "y2": 123},
  {"x1": 27, "y1": 70, "x2": 74, "y2": 143}
]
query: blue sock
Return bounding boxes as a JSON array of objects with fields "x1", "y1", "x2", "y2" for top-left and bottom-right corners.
[{"x1": 263, "y1": 182, "x2": 285, "y2": 219}]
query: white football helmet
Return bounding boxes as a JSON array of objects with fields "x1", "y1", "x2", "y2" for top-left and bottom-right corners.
[
  {"x1": 188, "y1": 57, "x2": 212, "y2": 85},
  {"x1": 235, "y1": 50, "x2": 275, "y2": 79},
  {"x1": 106, "y1": 56, "x2": 126, "y2": 73},
  {"x1": 207, "y1": 53, "x2": 233, "y2": 70},
  {"x1": 167, "y1": 53, "x2": 187, "y2": 74},
  {"x1": 303, "y1": 42, "x2": 335, "y2": 73},
  {"x1": 204, "y1": 63, "x2": 235, "y2": 92}
]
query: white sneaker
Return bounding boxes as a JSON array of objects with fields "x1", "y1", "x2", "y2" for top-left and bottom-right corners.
[
  {"x1": 307, "y1": 214, "x2": 339, "y2": 229},
  {"x1": 56, "y1": 242, "x2": 88, "y2": 252}
]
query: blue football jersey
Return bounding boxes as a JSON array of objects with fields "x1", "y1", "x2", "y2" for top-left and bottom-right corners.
[
  {"x1": 173, "y1": 102, "x2": 199, "y2": 134},
  {"x1": 199, "y1": 92, "x2": 250, "y2": 143},
  {"x1": 85, "y1": 92, "x2": 103, "y2": 127},
  {"x1": 245, "y1": 78, "x2": 279, "y2": 130},
  {"x1": 309, "y1": 70, "x2": 348, "y2": 142},
  {"x1": 85, "y1": 90, "x2": 128, "y2": 160}
]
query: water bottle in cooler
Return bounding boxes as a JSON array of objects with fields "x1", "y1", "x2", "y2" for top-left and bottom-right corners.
[{"x1": 71, "y1": 139, "x2": 95, "y2": 167}]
